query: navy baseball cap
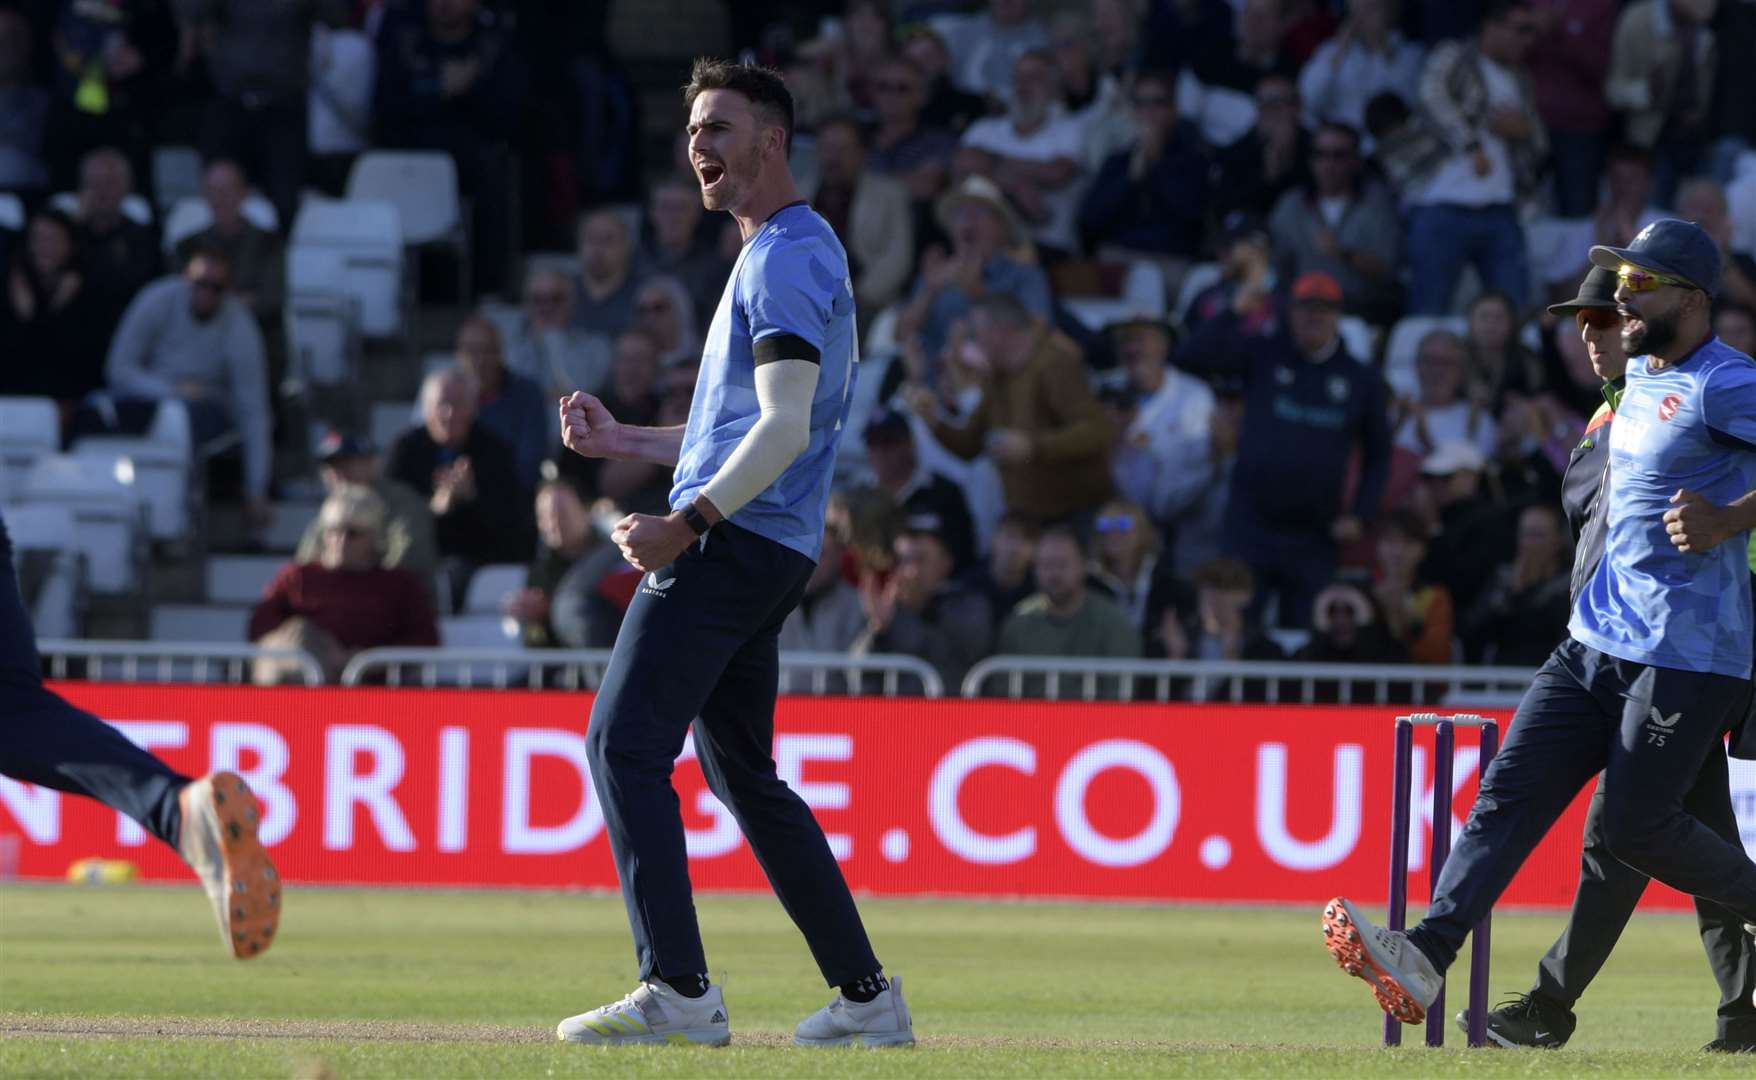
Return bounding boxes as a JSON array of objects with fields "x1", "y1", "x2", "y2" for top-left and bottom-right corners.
[
  {"x1": 316, "y1": 430, "x2": 375, "y2": 463},
  {"x1": 1589, "y1": 218, "x2": 1722, "y2": 299}
]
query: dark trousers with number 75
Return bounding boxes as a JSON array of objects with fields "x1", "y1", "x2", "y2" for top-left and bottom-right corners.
[{"x1": 585, "y1": 520, "x2": 881, "y2": 986}]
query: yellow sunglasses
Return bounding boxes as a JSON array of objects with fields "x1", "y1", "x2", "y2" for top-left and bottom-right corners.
[{"x1": 1618, "y1": 263, "x2": 1695, "y2": 293}]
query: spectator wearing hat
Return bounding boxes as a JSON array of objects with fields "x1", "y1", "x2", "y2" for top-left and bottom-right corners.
[
  {"x1": 1177, "y1": 270, "x2": 1391, "y2": 628},
  {"x1": 801, "y1": 116, "x2": 916, "y2": 318},
  {"x1": 1106, "y1": 314, "x2": 1215, "y2": 526},
  {"x1": 1184, "y1": 212, "x2": 1280, "y2": 338},
  {"x1": 452, "y1": 315, "x2": 547, "y2": 491},
  {"x1": 1413, "y1": 438, "x2": 1516, "y2": 610},
  {"x1": 896, "y1": 174, "x2": 1052, "y2": 371},
  {"x1": 957, "y1": 49, "x2": 1088, "y2": 258},
  {"x1": 1210, "y1": 74, "x2": 1313, "y2": 221},
  {"x1": 860, "y1": 407, "x2": 977, "y2": 574},
  {"x1": 854, "y1": 525, "x2": 994, "y2": 692},
  {"x1": 1268, "y1": 121, "x2": 1402, "y2": 324},
  {"x1": 249, "y1": 485, "x2": 439, "y2": 685},
  {"x1": 295, "y1": 431, "x2": 436, "y2": 586},
  {"x1": 1294, "y1": 579, "x2": 1407, "y2": 670},
  {"x1": 998, "y1": 526, "x2": 1140, "y2": 695},
  {"x1": 1077, "y1": 69, "x2": 1208, "y2": 271},
  {"x1": 909, "y1": 293, "x2": 1113, "y2": 525}
]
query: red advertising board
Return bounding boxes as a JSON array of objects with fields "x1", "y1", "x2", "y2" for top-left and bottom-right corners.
[{"x1": 3, "y1": 684, "x2": 1749, "y2": 910}]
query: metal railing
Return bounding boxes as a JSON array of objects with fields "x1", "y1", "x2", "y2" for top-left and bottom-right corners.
[
  {"x1": 340, "y1": 648, "x2": 945, "y2": 697},
  {"x1": 37, "y1": 639, "x2": 324, "y2": 687},
  {"x1": 960, "y1": 657, "x2": 1536, "y2": 706}
]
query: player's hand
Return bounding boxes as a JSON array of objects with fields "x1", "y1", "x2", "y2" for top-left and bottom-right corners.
[
  {"x1": 560, "y1": 392, "x2": 621, "y2": 459},
  {"x1": 611, "y1": 512, "x2": 693, "y2": 574},
  {"x1": 1664, "y1": 489, "x2": 1739, "y2": 554}
]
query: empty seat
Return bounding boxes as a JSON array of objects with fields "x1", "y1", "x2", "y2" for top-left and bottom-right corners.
[
  {"x1": 0, "y1": 192, "x2": 22, "y2": 231},
  {"x1": 261, "y1": 501, "x2": 322, "y2": 553},
  {"x1": 0, "y1": 396, "x2": 60, "y2": 503},
  {"x1": 70, "y1": 437, "x2": 191, "y2": 544},
  {"x1": 441, "y1": 613, "x2": 520, "y2": 647},
  {"x1": 371, "y1": 401, "x2": 417, "y2": 451},
  {"x1": 5, "y1": 505, "x2": 85, "y2": 637},
  {"x1": 462, "y1": 563, "x2": 526, "y2": 615},
  {"x1": 284, "y1": 288, "x2": 360, "y2": 386},
  {"x1": 150, "y1": 603, "x2": 250, "y2": 643},
  {"x1": 346, "y1": 150, "x2": 468, "y2": 299},
  {"x1": 151, "y1": 145, "x2": 203, "y2": 212},
  {"x1": 289, "y1": 198, "x2": 405, "y2": 337},
  {"x1": 205, "y1": 554, "x2": 287, "y2": 604},
  {"x1": 18, "y1": 454, "x2": 148, "y2": 593}
]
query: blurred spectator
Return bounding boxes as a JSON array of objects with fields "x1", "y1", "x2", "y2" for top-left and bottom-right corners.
[
  {"x1": 896, "y1": 175, "x2": 1051, "y2": 366},
  {"x1": 100, "y1": 246, "x2": 270, "y2": 525},
  {"x1": 1676, "y1": 177, "x2": 1756, "y2": 312},
  {"x1": 969, "y1": 511, "x2": 1040, "y2": 626},
  {"x1": 1091, "y1": 0, "x2": 1143, "y2": 79},
  {"x1": 1294, "y1": 579, "x2": 1406, "y2": 666},
  {"x1": 1268, "y1": 121, "x2": 1402, "y2": 323},
  {"x1": 374, "y1": 0, "x2": 528, "y2": 294},
  {"x1": 1717, "y1": 303, "x2": 1756, "y2": 358},
  {"x1": 0, "y1": 209, "x2": 109, "y2": 411},
  {"x1": 639, "y1": 178, "x2": 732, "y2": 324},
  {"x1": 1188, "y1": 557, "x2": 1284, "y2": 663},
  {"x1": 1049, "y1": 10, "x2": 1132, "y2": 167},
  {"x1": 1165, "y1": 384, "x2": 1245, "y2": 576},
  {"x1": 1141, "y1": 0, "x2": 1235, "y2": 79},
  {"x1": 179, "y1": 0, "x2": 347, "y2": 226},
  {"x1": 386, "y1": 366, "x2": 532, "y2": 598},
  {"x1": 867, "y1": 54, "x2": 959, "y2": 204},
  {"x1": 72, "y1": 147, "x2": 161, "y2": 325},
  {"x1": 452, "y1": 315, "x2": 546, "y2": 489},
  {"x1": 505, "y1": 476, "x2": 606, "y2": 649},
  {"x1": 912, "y1": 293, "x2": 1113, "y2": 523},
  {"x1": 1464, "y1": 289, "x2": 1545, "y2": 412},
  {"x1": 779, "y1": 523, "x2": 867, "y2": 656},
  {"x1": 1710, "y1": 0, "x2": 1756, "y2": 172},
  {"x1": 1362, "y1": 88, "x2": 1434, "y2": 197},
  {"x1": 1105, "y1": 314, "x2": 1215, "y2": 525},
  {"x1": 997, "y1": 526, "x2": 1140, "y2": 672},
  {"x1": 172, "y1": 159, "x2": 284, "y2": 323},
  {"x1": 572, "y1": 208, "x2": 642, "y2": 338},
  {"x1": 1589, "y1": 143, "x2": 1666, "y2": 254},
  {"x1": 1299, "y1": 0, "x2": 1424, "y2": 135},
  {"x1": 601, "y1": 327, "x2": 662, "y2": 428},
  {"x1": 1461, "y1": 501, "x2": 1571, "y2": 663},
  {"x1": 861, "y1": 407, "x2": 977, "y2": 573},
  {"x1": 295, "y1": 431, "x2": 437, "y2": 587},
  {"x1": 795, "y1": 0, "x2": 894, "y2": 122},
  {"x1": 0, "y1": 9, "x2": 49, "y2": 193},
  {"x1": 1605, "y1": 0, "x2": 1718, "y2": 205},
  {"x1": 1200, "y1": 0, "x2": 1298, "y2": 93},
  {"x1": 1183, "y1": 212, "x2": 1280, "y2": 336},
  {"x1": 1489, "y1": 389, "x2": 1573, "y2": 508},
  {"x1": 958, "y1": 49, "x2": 1087, "y2": 257},
  {"x1": 1090, "y1": 499, "x2": 1174, "y2": 634},
  {"x1": 1403, "y1": 0, "x2": 1545, "y2": 315},
  {"x1": 900, "y1": 25, "x2": 987, "y2": 135},
  {"x1": 1078, "y1": 69, "x2": 1209, "y2": 266},
  {"x1": 1210, "y1": 74, "x2": 1312, "y2": 220},
  {"x1": 935, "y1": 0, "x2": 1051, "y2": 104},
  {"x1": 502, "y1": 267, "x2": 611, "y2": 402},
  {"x1": 1370, "y1": 508, "x2": 1453, "y2": 664},
  {"x1": 802, "y1": 116, "x2": 915, "y2": 315},
  {"x1": 306, "y1": 21, "x2": 376, "y2": 194},
  {"x1": 1412, "y1": 439, "x2": 1515, "y2": 609},
  {"x1": 854, "y1": 525, "x2": 993, "y2": 691},
  {"x1": 1524, "y1": 0, "x2": 1616, "y2": 216},
  {"x1": 250, "y1": 485, "x2": 438, "y2": 685},
  {"x1": 632, "y1": 275, "x2": 699, "y2": 369},
  {"x1": 1393, "y1": 329, "x2": 1498, "y2": 460},
  {"x1": 42, "y1": 0, "x2": 176, "y2": 190},
  {"x1": 1178, "y1": 271, "x2": 1391, "y2": 628}
]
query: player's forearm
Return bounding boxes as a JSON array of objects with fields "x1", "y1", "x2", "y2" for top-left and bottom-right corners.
[
  {"x1": 612, "y1": 424, "x2": 687, "y2": 467},
  {"x1": 1728, "y1": 488, "x2": 1756, "y2": 534},
  {"x1": 699, "y1": 359, "x2": 818, "y2": 517}
]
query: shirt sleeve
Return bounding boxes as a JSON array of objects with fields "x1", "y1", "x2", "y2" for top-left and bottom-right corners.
[
  {"x1": 743, "y1": 239, "x2": 836, "y2": 356},
  {"x1": 1703, "y1": 357, "x2": 1756, "y2": 451}
]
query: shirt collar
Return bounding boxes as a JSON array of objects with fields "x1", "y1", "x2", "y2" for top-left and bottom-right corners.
[{"x1": 1601, "y1": 376, "x2": 1626, "y2": 411}]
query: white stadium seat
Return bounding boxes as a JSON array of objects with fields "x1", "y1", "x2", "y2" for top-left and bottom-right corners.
[
  {"x1": 5, "y1": 505, "x2": 85, "y2": 638},
  {"x1": 1173, "y1": 262, "x2": 1222, "y2": 324},
  {"x1": 18, "y1": 454, "x2": 148, "y2": 593},
  {"x1": 289, "y1": 197, "x2": 405, "y2": 337},
  {"x1": 0, "y1": 192, "x2": 22, "y2": 231},
  {"x1": 160, "y1": 194, "x2": 280, "y2": 258},
  {"x1": 285, "y1": 287, "x2": 359, "y2": 386},
  {"x1": 150, "y1": 603, "x2": 250, "y2": 643},
  {"x1": 462, "y1": 563, "x2": 526, "y2": 615},
  {"x1": 151, "y1": 145, "x2": 203, "y2": 212},
  {"x1": 0, "y1": 396, "x2": 60, "y2": 503},
  {"x1": 205, "y1": 554, "x2": 287, "y2": 605},
  {"x1": 51, "y1": 190, "x2": 152, "y2": 226},
  {"x1": 371, "y1": 401, "x2": 417, "y2": 453},
  {"x1": 70, "y1": 437, "x2": 191, "y2": 544},
  {"x1": 261, "y1": 501, "x2": 322, "y2": 553}
]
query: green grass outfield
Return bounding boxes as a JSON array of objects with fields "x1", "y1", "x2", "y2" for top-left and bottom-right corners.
[{"x1": 0, "y1": 883, "x2": 1750, "y2": 1077}]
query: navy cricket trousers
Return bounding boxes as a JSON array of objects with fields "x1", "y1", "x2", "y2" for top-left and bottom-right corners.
[
  {"x1": 0, "y1": 513, "x2": 187, "y2": 846},
  {"x1": 585, "y1": 521, "x2": 881, "y2": 986},
  {"x1": 1409, "y1": 637, "x2": 1756, "y2": 971}
]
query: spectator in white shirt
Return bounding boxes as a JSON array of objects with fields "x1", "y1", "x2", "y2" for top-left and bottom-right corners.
[
  {"x1": 1393, "y1": 329, "x2": 1498, "y2": 461},
  {"x1": 934, "y1": 0, "x2": 1050, "y2": 104},
  {"x1": 1106, "y1": 314, "x2": 1216, "y2": 525},
  {"x1": 959, "y1": 49, "x2": 1088, "y2": 257},
  {"x1": 1298, "y1": 0, "x2": 1425, "y2": 136}
]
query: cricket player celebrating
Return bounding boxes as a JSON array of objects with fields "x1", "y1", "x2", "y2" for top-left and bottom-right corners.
[
  {"x1": 553, "y1": 59, "x2": 911, "y2": 1048},
  {"x1": 1322, "y1": 219, "x2": 1756, "y2": 1029}
]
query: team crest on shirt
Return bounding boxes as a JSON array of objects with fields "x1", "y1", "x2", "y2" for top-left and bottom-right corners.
[
  {"x1": 1657, "y1": 393, "x2": 1682, "y2": 422},
  {"x1": 1327, "y1": 375, "x2": 1350, "y2": 403}
]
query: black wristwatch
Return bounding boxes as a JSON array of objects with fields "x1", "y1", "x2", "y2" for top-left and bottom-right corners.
[{"x1": 682, "y1": 504, "x2": 712, "y2": 536}]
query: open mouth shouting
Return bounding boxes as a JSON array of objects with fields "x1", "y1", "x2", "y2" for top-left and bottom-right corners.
[
  {"x1": 1618, "y1": 304, "x2": 1645, "y2": 338},
  {"x1": 697, "y1": 159, "x2": 727, "y2": 195}
]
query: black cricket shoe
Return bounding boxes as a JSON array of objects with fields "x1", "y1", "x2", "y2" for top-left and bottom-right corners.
[
  {"x1": 1701, "y1": 1038, "x2": 1756, "y2": 1053},
  {"x1": 1454, "y1": 993, "x2": 1577, "y2": 1048}
]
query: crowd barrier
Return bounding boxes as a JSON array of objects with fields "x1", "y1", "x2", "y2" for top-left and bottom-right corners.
[
  {"x1": 36, "y1": 640, "x2": 323, "y2": 687},
  {"x1": 6, "y1": 683, "x2": 1753, "y2": 909}
]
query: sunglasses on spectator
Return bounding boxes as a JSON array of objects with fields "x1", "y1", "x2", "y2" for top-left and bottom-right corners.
[
  {"x1": 1617, "y1": 264, "x2": 1695, "y2": 293},
  {"x1": 1095, "y1": 514, "x2": 1136, "y2": 533}
]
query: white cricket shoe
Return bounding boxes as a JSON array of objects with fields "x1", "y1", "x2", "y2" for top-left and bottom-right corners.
[
  {"x1": 1322, "y1": 897, "x2": 1444, "y2": 1024},
  {"x1": 177, "y1": 771, "x2": 280, "y2": 959},
  {"x1": 556, "y1": 981, "x2": 730, "y2": 1046},
  {"x1": 794, "y1": 975, "x2": 915, "y2": 1047}
]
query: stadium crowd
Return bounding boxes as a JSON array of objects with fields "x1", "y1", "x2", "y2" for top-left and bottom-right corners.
[{"x1": 2, "y1": 0, "x2": 1755, "y2": 689}]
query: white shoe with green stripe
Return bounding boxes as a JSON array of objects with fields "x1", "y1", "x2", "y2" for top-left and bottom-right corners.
[{"x1": 556, "y1": 981, "x2": 731, "y2": 1046}]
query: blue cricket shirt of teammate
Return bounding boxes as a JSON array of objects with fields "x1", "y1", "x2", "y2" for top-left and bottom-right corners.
[
  {"x1": 1570, "y1": 336, "x2": 1756, "y2": 678},
  {"x1": 669, "y1": 202, "x2": 856, "y2": 562}
]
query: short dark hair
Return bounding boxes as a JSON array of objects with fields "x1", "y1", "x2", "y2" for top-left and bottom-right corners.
[
  {"x1": 1038, "y1": 523, "x2": 1087, "y2": 558},
  {"x1": 183, "y1": 241, "x2": 233, "y2": 274},
  {"x1": 1483, "y1": 0, "x2": 1532, "y2": 24},
  {"x1": 1316, "y1": 121, "x2": 1361, "y2": 149},
  {"x1": 971, "y1": 291, "x2": 1031, "y2": 326},
  {"x1": 684, "y1": 57, "x2": 795, "y2": 154}
]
